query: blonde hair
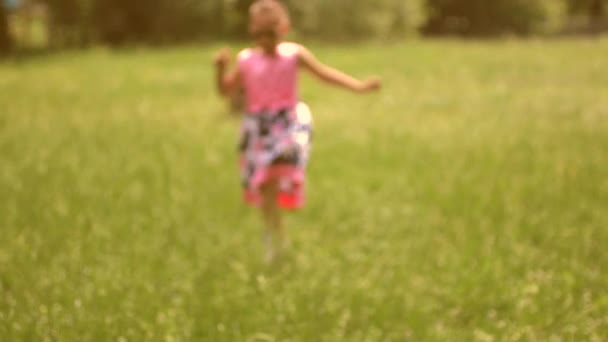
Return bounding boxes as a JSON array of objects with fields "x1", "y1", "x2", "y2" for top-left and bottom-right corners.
[{"x1": 249, "y1": 0, "x2": 291, "y2": 27}]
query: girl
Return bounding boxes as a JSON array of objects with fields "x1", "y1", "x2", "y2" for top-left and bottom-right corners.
[{"x1": 214, "y1": 0, "x2": 380, "y2": 263}]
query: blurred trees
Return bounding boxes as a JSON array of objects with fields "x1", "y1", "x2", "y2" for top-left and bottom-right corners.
[
  {"x1": 47, "y1": 0, "x2": 92, "y2": 47},
  {"x1": 568, "y1": 0, "x2": 606, "y2": 20},
  {"x1": 286, "y1": 0, "x2": 426, "y2": 39},
  {"x1": 40, "y1": 0, "x2": 427, "y2": 45},
  {"x1": 3, "y1": 0, "x2": 606, "y2": 50},
  {"x1": 90, "y1": 0, "x2": 224, "y2": 45},
  {"x1": 0, "y1": 2, "x2": 12, "y2": 52},
  {"x1": 423, "y1": 0, "x2": 566, "y2": 36},
  {"x1": 44, "y1": 0, "x2": 231, "y2": 46},
  {"x1": 567, "y1": 0, "x2": 607, "y2": 33}
]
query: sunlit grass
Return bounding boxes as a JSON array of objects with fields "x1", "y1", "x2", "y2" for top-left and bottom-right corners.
[{"x1": 1, "y1": 39, "x2": 608, "y2": 340}]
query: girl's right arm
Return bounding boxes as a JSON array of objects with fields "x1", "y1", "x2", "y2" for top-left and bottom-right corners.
[
  {"x1": 298, "y1": 45, "x2": 380, "y2": 93},
  {"x1": 214, "y1": 48, "x2": 241, "y2": 97}
]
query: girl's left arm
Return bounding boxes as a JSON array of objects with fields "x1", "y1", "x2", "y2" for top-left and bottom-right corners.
[{"x1": 298, "y1": 45, "x2": 380, "y2": 93}]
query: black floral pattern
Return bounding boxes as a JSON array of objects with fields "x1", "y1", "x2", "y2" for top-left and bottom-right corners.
[{"x1": 239, "y1": 106, "x2": 312, "y2": 189}]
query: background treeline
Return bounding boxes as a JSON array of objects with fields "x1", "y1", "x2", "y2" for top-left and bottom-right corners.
[{"x1": 0, "y1": 0, "x2": 606, "y2": 51}]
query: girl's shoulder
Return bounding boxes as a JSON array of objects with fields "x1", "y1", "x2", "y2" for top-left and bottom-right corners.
[
  {"x1": 238, "y1": 48, "x2": 254, "y2": 61},
  {"x1": 238, "y1": 43, "x2": 302, "y2": 61},
  {"x1": 277, "y1": 42, "x2": 301, "y2": 57}
]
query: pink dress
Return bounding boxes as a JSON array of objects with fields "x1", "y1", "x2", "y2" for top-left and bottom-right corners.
[{"x1": 237, "y1": 43, "x2": 313, "y2": 209}]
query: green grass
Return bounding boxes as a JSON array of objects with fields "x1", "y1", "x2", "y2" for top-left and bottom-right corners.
[{"x1": 1, "y1": 39, "x2": 608, "y2": 341}]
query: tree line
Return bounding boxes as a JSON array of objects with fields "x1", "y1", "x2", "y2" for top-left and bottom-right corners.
[{"x1": 0, "y1": 0, "x2": 606, "y2": 52}]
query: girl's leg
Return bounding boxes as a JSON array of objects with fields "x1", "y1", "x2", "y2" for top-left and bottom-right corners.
[{"x1": 260, "y1": 179, "x2": 287, "y2": 262}]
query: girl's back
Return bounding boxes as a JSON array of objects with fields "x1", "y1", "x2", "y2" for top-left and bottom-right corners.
[{"x1": 239, "y1": 42, "x2": 300, "y2": 113}]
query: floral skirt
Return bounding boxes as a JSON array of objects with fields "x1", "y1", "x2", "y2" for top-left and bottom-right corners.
[{"x1": 239, "y1": 103, "x2": 313, "y2": 209}]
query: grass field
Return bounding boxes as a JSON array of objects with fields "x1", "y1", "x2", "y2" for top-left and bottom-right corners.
[{"x1": 1, "y1": 39, "x2": 608, "y2": 341}]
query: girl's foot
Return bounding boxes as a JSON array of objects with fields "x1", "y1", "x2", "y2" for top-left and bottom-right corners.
[
  {"x1": 263, "y1": 232, "x2": 276, "y2": 264},
  {"x1": 263, "y1": 233, "x2": 291, "y2": 264}
]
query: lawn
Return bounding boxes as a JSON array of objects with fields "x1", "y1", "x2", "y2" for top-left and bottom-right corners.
[{"x1": 1, "y1": 39, "x2": 607, "y2": 341}]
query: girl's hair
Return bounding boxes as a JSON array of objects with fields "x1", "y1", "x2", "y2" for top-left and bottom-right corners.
[{"x1": 249, "y1": 0, "x2": 290, "y2": 26}]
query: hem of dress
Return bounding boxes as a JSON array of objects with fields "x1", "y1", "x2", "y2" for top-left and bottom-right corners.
[{"x1": 244, "y1": 164, "x2": 305, "y2": 210}]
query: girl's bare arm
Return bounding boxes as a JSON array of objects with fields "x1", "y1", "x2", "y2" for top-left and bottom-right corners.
[
  {"x1": 298, "y1": 46, "x2": 380, "y2": 93},
  {"x1": 214, "y1": 48, "x2": 241, "y2": 96}
]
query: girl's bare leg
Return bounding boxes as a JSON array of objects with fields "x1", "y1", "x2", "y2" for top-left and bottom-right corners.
[{"x1": 260, "y1": 179, "x2": 287, "y2": 262}]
